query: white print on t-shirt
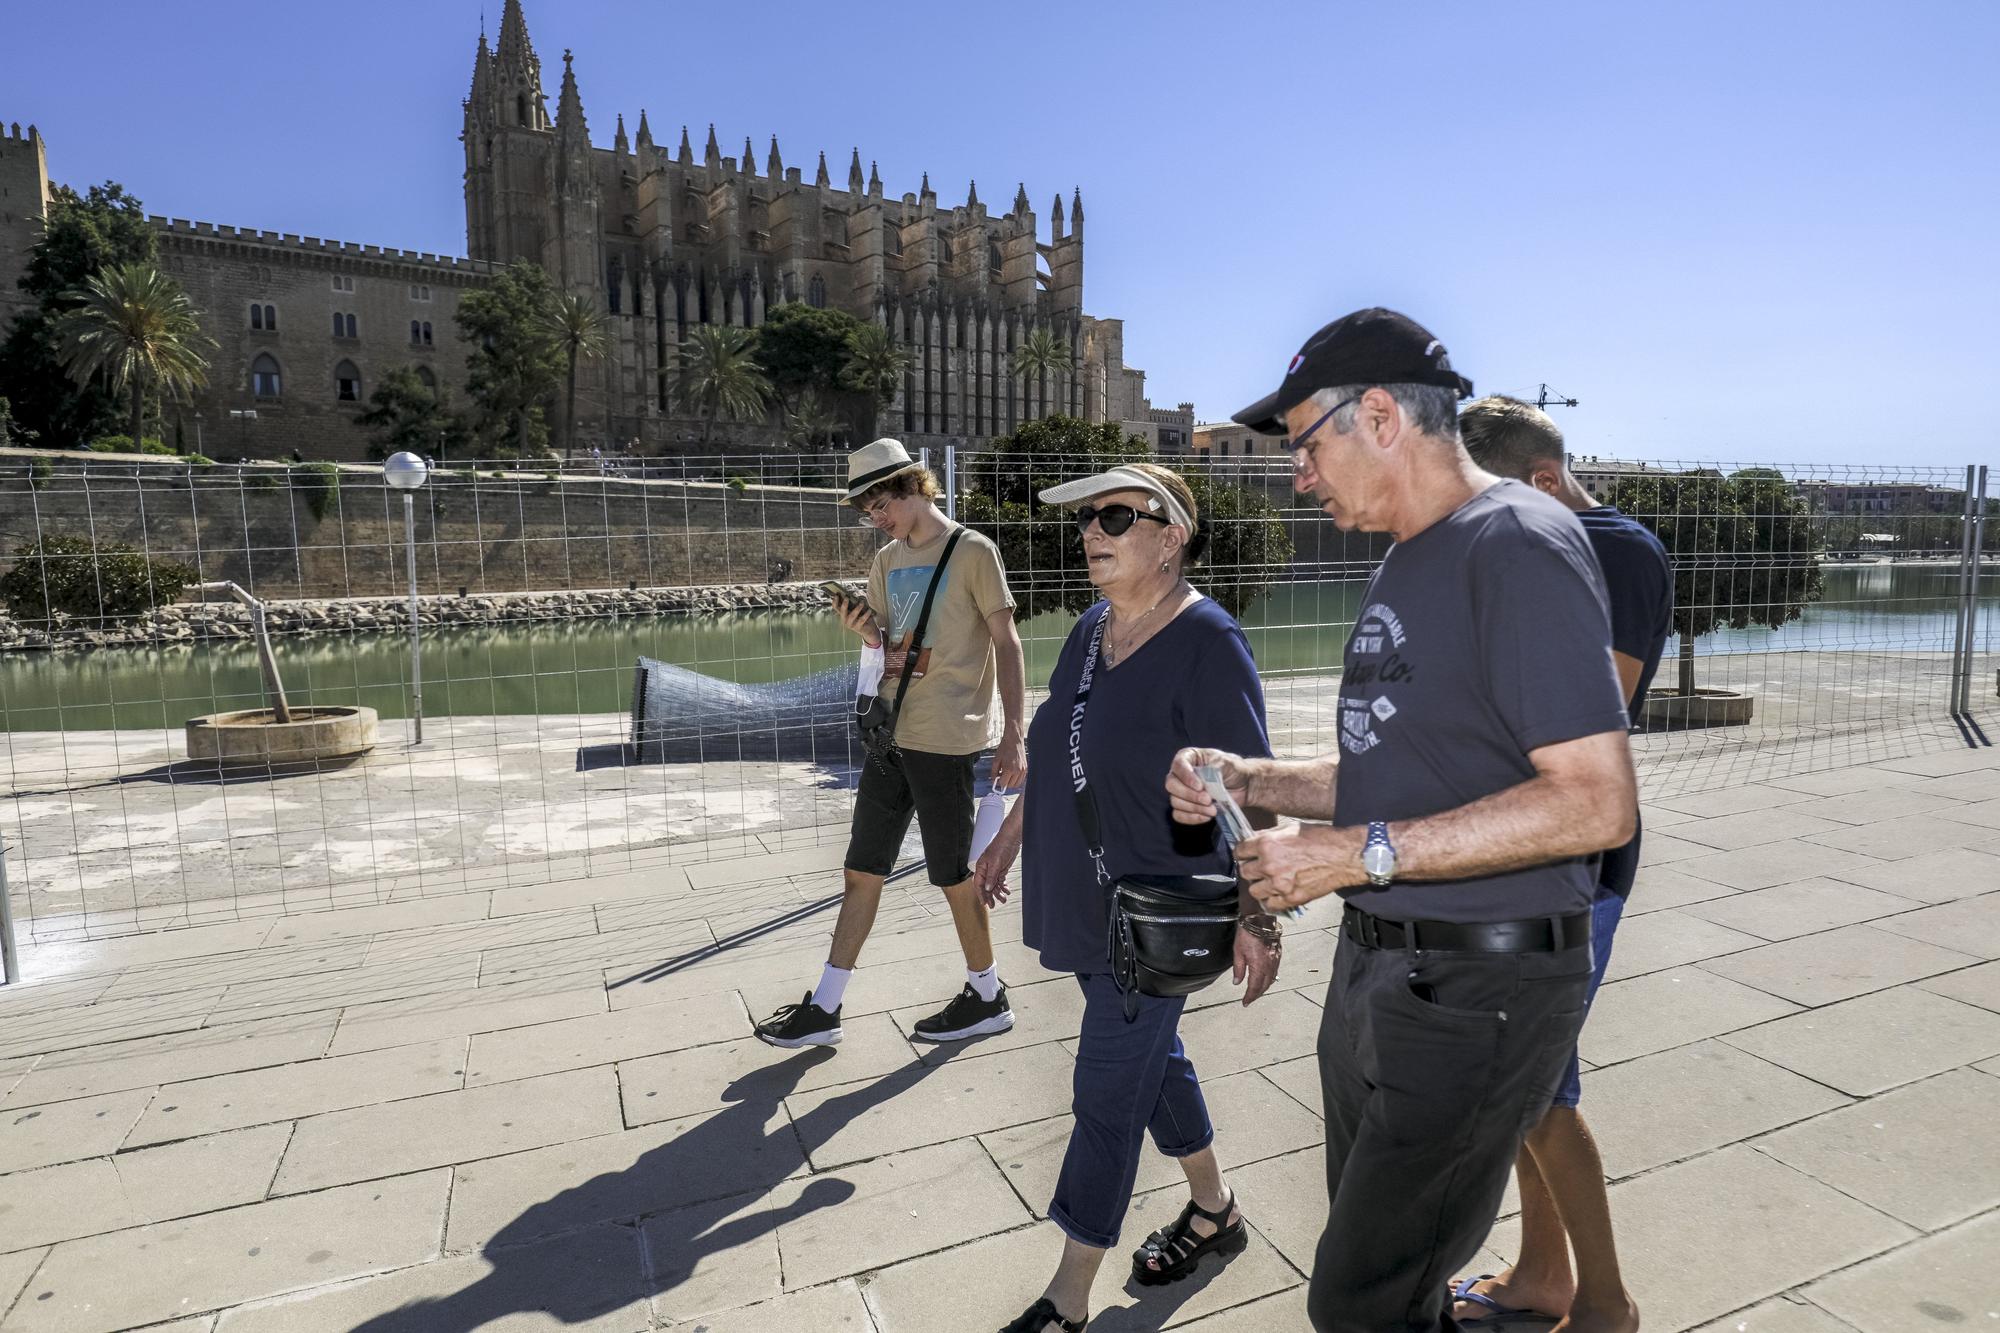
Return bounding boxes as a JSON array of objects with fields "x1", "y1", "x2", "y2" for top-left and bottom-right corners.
[{"x1": 1341, "y1": 602, "x2": 1410, "y2": 755}]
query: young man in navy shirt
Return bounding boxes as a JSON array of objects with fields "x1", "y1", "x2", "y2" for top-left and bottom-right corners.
[{"x1": 1452, "y1": 395, "x2": 1672, "y2": 1333}]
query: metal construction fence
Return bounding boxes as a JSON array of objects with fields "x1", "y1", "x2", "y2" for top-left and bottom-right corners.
[{"x1": 0, "y1": 447, "x2": 1992, "y2": 948}]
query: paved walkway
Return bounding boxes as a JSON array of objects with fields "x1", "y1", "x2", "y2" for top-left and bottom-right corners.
[{"x1": 0, "y1": 744, "x2": 1996, "y2": 1331}]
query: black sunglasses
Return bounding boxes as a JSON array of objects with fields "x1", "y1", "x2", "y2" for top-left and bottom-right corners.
[{"x1": 1075, "y1": 502, "x2": 1171, "y2": 537}]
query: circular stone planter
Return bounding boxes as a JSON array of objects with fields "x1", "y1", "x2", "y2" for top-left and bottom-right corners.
[
  {"x1": 1636, "y1": 688, "x2": 1756, "y2": 731},
  {"x1": 185, "y1": 706, "x2": 379, "y2": 767}
]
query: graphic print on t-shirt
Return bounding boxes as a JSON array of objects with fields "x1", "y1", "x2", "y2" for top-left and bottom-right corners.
[
  {"x1": 884, "y1": 562, "x2": 951, "y2": 679},
  {"x1": 1340, "y1": 600, "x2": 1413, "y2": 755}
]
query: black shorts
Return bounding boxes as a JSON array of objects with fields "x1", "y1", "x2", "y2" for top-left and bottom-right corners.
[{"x1": 844, "y1": 748, "x2": 979, "y2": 886}]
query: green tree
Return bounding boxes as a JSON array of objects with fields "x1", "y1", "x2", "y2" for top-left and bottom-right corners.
[
  {"x1": 839, "y1": 322, "x2": 913, "y2": 441},
  {"x1": 0, "y1": 182, "x2": 158, "y2": 446},
  {"x1": 674, "y1": 324, "x2": 771, "y2": 445},
  {"x1": 455, "y1": 261, "x2": 563, "y2": 457},
  {"x1": 1010, "y1": 326, "x2": 1067, "y2": 420},
  {"x1": 1606, "y1": 471, "x2": 1825, "y2": 697},
  {"x1": 53, "y1": 262, "x2": 215, "y2": 450},
  {"x1": 956, "y1": 415, "x2": 1292, "y2": 620},
  {"x1": 538, "y1": 291, "x2": 611, "y2": 461},
  {"x1": 0, "y1": 396, "x2": 35, "y2": 446},
  {"x1": 754, "y1": 302, "x2": 863, "y2": 410},
  {"x1": 356, "y1": 367, "x2": 472, "y2": 463},
  {"x1": 0, "y1": 531, "x2": 196, "y2": 626},
  {"x1": 781, "y1": 389, "x2": 844, "y2": 451}
]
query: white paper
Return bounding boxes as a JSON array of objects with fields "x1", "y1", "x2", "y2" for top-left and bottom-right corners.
[{"x1": 969, "y1": 789, "x2": 1012, "y2": 862}]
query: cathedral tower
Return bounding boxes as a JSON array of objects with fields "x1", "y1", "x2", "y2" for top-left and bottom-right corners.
[
  {"x1": 462, "y1": 0, "x2": 555, "y2": 263},
  {"x1": 0, "y1": 122, "x2": 51, "y2": 332}
]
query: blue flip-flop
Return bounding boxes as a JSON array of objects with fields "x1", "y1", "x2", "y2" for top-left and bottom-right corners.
[{"x1": 1449, "y1": 1276, "x2": 1561, "y2": 1327}]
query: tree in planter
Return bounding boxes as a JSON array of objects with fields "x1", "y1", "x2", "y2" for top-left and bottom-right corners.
[
  {"x1": 357, "y1": 367, "x2": 474, "y2": 463},
  {"x1": 674, "y1": 325, "x2": 771, "y2": 446},
  {"x1": 1606, "y1": 471, "x2": 1824, "y2": 698},
  {"x1": 456, "y1": 261, "x2": 563, "y2": 457},
  {"x1": 538, "y1": 291, "x2": 610, "y2": 461},
  {"x1": 956, "y1": 416, "x2": 1292, "y2": 620},
  {"x1": 839, "y1": 322, "x2": 913, "y2": 441},
  {"x1": 1010, "y1": 326, "x2": 1067, "y2": 421},
  {"x1": 0, "y1": 181, "x2": 157, "y2": 446},
  {"x1": 53, "y1": 262, "x2": 215, "y2": 450},
  {"x1": 0, "y1": 531, "x2": 196, "y2": 626}
]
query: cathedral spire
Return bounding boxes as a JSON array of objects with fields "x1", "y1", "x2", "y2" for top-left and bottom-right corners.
[
  {"x1": 496, "y1": 0, "x2": 536, "y2": 65},
  {"x1": 743, "y1": 136, "x2": 756, "y2": 176},
  {"x1": 869, "y1": 160, "x2": 883, "y2": 196},
  {"x1": 767, "y1": 134, "x2": 784, "y2": 179},
  {"x1": 1013, "y1": 182, "x2": 1029, "y2": 215},
  {"x1": 1052, "y1": 192, "x2": 1066, "y2": 238},
  {"x1": 848, "y1": 148, "x2": 865, "y2": 193},
  {"x1": 1071, "y1": 187, "x2": 1084, "y2": 222},
  {"x1": 677, "y1": 125, "x2": 693, "y2": 165},
  {"x1": 815, "y1": 151, "x2": 830, "y2": 189},
  {"x1": 635, "y1": 108, "x2": 653, "y2": 153},
  {"x1": 704, "y1": 123, "x2": 721, "y2": 168},
  {"x1": 614, "y1": 112, "x2": 629, "y2": 154},
  {"x1": 920, "y1": 171, "x2": 935, "y2": 204},
  {"x1": 555, "y1": 50, "x2": 588, "y2": 147},
  {"x1": 966, "y1": 179, "x2": 979, "y2": 209},
  {"x1": 468, "y1": 30, "x2": 491, "y2": 103}
]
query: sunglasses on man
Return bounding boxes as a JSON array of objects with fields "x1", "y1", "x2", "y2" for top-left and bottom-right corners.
[{"x1": 1074, "y1": 502, "x2": 1172, "y2": 537}]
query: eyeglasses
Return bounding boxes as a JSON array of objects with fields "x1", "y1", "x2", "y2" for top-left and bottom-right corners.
[
  {"x1": 1287, "y1": 395, "x2": 1361, "y2": 464},
  {"x1": 1075, "y1": 502, "x2": 1171, "y2": 537}
]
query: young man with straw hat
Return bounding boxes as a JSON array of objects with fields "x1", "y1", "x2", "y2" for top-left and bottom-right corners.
[{"x1": 756, "y1": 438, "x2": 1029, "y2": 1049}]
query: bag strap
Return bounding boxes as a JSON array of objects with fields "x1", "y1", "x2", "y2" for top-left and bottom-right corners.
[
  {"x1": 886, "y1": 526, "x2": 966, "y2": 718},
  {"x1": 1069, "y1": 604, "x2": 1113, "y2": 886}
]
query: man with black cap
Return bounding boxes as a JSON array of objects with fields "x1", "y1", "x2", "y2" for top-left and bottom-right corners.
[{"x1": 1165, "y1": 308, "x2": 1639, "y2": 1332}]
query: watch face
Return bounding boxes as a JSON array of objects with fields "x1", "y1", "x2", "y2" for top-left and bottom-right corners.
[{"x1": 1362, "y1": 843, "x2": 1395, "y2": 880}]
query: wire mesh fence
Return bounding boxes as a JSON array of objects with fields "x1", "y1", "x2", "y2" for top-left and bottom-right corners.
[{"x1": 0, "y1": 447, "x2": 1992, "y2": 945}]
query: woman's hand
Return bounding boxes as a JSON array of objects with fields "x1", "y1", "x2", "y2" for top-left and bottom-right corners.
[
  {"x1": 1232, "y1": 924, "x2": 1281, "y2": 1006},
  {"x1": 1166, "y1": 747, "x2": 1252, "y2": 825},
  {"x1": 973, "y1": 801, "x2": 1026, "y2": 908}
]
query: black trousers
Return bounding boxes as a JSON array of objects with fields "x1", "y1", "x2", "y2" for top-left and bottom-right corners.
[{"x1": 1308, "y1": 933, "x2": 1592, "y2": 1333}]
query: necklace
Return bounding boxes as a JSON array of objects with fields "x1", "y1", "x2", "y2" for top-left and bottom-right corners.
[{"x1": 1103, "y1": 580, "x2": 1184, "y2": 667}]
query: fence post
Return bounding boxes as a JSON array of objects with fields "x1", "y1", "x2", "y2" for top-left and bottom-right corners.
[
  {"x1": 1966, "y1": 466, "x2": 1990, "y2": 712},
  {"x1": 1951, "y1": 466, "x2": 1978, "y2": 714},
  {"x1": 944, "y1": 444, "x2": 958, "y2": 521},
  {"x1": 0, "y1": 837, "x2": 19, "y2": 986}
]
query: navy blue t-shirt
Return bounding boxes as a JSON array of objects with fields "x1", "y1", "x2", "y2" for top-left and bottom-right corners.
[
  {"x1": 1578, "y1": 504, "x2": 1673, "y2": 897},
  {"x1": 1021, "y1": 597, "x2": 1272, "y2": 974},
  {"x1": 1333, "y1": 481, "x2": 1629, "y2": 923}
]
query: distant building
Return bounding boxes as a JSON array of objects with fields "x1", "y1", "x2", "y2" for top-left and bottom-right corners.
[
  {"x1": 1794, "y1": 480, "x2": 1963, "y2": 514},
  {"x1": 1193, "y1": 420, "x2": 1289, "y2": 458},
  {"x1": 1148, "y1": 402, "x2": 1196, "y2": 453},
  {"x1": 1567, "y1": 456, "x2": 1681, "y2": 501}
]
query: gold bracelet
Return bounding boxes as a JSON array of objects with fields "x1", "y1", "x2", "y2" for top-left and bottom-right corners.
[{"x1": 1240, "y1": 913, "x2": 1283, "y2": 944}]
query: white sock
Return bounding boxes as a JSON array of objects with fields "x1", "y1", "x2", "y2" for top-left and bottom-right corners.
[
  {"x1": 811, "y1": 964, "x2": 852, "y2": 1014},
  {"x1": 968, "y1": 964, "x2": 1001, "y2": 1003}
]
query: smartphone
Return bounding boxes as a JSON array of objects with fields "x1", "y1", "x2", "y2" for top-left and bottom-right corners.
[{"x1": 820, "y1": 581, "x2": 852, "y2": 607}]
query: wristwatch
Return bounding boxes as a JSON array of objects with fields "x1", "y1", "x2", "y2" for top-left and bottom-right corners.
[{"x1": 1361, "y1": 821, "x2": 1398, "y2": 887}]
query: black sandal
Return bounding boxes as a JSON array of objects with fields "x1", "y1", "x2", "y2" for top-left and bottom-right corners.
[
  {"x1": 999, "y1": 1296, "x2": 1087, "y2": 1331},
  {"x1": 1130, "y1": 1188, "x2": 1247, "y2": 1286}
]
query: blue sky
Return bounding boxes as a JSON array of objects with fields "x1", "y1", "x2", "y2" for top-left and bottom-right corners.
[{"x1": 7, "y1": 1, "x2": 1995, "y2": 469}]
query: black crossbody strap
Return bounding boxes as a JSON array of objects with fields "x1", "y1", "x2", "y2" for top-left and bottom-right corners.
[
  {"x1": 1069, "y1": 604, "x2": 1112, "y2": 886},
  {"x1": 887, "y1": 526, "x2": 966, "y2": 717}
]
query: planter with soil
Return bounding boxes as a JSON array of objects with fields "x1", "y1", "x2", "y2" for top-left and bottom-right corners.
[
  {"x1": 185, "y1": 705, "x2": 379, "y2": 767},
  {"x1": 1637, "y1": 687, "x2": 1756, "y2": 731}
]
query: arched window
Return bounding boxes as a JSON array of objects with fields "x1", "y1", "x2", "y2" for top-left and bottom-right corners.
[
  {"x1": 333, "y1": 312, "x2": 356, "y2": 338},
  {"x1": 251, "y1": 354, "x2": 282, "y2": 399},
  {"x1": 264, "y1": 304, "x2": 277, "y2": 330},
  {"x1": 414, "y1": 366, "x2": 438, "y2": 392},
  {"x1": 988, "y1": 240, "x2": 1002, "y2": 272},
  {"x1": 607, "y1": 260, "x2": 623, "y2": 314},
  {"x1": 516, "y1": 92, "x2": 529, "y2": 126},
  {"x1": 808, "y1": 273, "x2": 826, "y2": 308},
  {"x1": 334, "y1": 360, "x2": 362, "y2": 402},
  {"x1": 885, "y1": 228, "x2": 902, "y2": 257},
  {"x1": 250, "y1": 304, "x2": 264, "y2": 331},
  {"x1": 410, "y1": 319, "x2": 423, "y2": 345},
  {"x1": 420, "y1": 321, "x2": 433, "y2": 346}
]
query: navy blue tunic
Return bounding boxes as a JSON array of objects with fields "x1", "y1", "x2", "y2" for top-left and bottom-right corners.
[{"x1": 1021, "y1": 597, "x2": 1272, "y2": 974}]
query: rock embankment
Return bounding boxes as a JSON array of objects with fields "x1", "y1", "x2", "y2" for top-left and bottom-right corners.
[{"x1": 0, "y1": 582, "x2": 861, "y2": 652}]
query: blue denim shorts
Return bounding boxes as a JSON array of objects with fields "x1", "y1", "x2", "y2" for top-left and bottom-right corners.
[{"x1": 1552, "y1": 888, "x2": 1626, "y2": 1109}]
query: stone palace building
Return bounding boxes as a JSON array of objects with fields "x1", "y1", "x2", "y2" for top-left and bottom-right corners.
[{"x1": 0, "y1": 1, "x2": 1185, "y2": 462}]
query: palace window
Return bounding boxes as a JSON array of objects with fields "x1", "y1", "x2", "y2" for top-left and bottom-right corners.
[
  {"x1": 334, "y1": 360, "x2": 362, "y2": 403},
  {"x1": 409, "y1": 283, "x2": 432, "y2": 302},
  {"x1": 251, "y1": 353, "x2": 282, "y2": 399},
  {"x1": 415, "y1": 366, "x2": 437, "y2": 392},
  {"x1": 333, "y1": 312, "x2": 357, "y2": 338},
  {"x1": 808, "y1": 273, "x2": 826, "y2": 308},
  {"x1": 249, "y1": 303, "x2": 277, "y2": 331},
  {"x1": 331, "y1": 275, "x2": 355, "y2": 293},
  {"x1": 410, "y1": 320, "x2": 432, "y2": 346}
]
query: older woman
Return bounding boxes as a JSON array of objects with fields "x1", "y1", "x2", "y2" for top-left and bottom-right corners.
[{"x1": 974, "y1": 463, "x2": 1283, "y2": 1333}]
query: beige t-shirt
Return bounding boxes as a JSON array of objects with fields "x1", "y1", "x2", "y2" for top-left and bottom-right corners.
[{"x1": 866, "y1": 524, "x2": 1015, "y2": 755}]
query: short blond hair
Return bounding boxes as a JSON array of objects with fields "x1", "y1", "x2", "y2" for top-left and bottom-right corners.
[{"x1": 1118, "y1": 462, "x2": 1208, "y2": 566}]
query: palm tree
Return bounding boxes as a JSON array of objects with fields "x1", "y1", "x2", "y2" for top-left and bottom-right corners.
[
  {"x1": 1011, "y1": 325, "x2": 1068, "y2": 422},
  {"x1": 673, "y1": 325, "x2": 771, "y2": 446},
  {"x1": 839, "y1": 322, "x2": 914, "y2": 440},
  {"x1": 782, "y1": 390, "x2": 843, "y2": 451},
  {"x1": 538, "y1": 291, "x2": 611, "y2": 461},
  {"x1": 54, "y1": 262, "x2": 215, "y2": 447}
]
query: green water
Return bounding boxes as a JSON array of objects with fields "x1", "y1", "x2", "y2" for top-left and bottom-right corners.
[{"x1": 0, "y1": 567, "x2": 1989, "y2": 732}]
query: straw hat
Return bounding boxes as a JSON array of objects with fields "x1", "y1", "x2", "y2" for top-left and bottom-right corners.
[{"x1": 843, "y1": 438, "x2": 925, "y2": 503}]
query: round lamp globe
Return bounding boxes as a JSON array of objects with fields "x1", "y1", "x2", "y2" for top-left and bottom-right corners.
[{"x1": 383, "y1": 452, "x2": 430, "y2": 490}]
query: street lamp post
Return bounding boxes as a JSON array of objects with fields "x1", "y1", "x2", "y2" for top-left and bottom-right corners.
[{"x1": 383, "y1": 451, "x2": 430, "y2": 744}]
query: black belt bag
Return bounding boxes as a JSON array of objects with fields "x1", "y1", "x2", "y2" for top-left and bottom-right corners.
[{"x1": 1070, "y1": 606, "x2": 1239, "y2": 1021}]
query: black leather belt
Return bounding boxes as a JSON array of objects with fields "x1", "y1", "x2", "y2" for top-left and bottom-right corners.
[{"x1": 1342, "y1": 903, "x2": 1591, "y2": 954}]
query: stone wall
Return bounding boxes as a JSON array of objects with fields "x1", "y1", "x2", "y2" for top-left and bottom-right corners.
[{"x1": 0, "y1": 454, "x2": 880, "y2": 601}]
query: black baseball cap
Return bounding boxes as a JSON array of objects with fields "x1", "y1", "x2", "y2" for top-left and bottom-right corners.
[{"x1": 1233, "y1": 307, "x2": 1475, "y2": 436}]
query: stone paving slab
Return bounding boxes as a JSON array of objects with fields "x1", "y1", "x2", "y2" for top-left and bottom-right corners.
[
  {"x1": 1687, "y1": 1295, "x2": 1857, "y2": 1331},
  {"x1": 786, "y1": 1044, "x2": 1075, "y2": 1170},
  {"x1": 0, "y1": 1249, "x2": 49, "y2": 1327},
  {"x1": 1722, "y1": 985, "x2": 2000, "y2": 1096},
  {"x1": 1673, "y1": 840, "x2": 1884, "y2": 892},
  {"x1": 1679, "y1": 877, "x2": 1916, "y2": 940},
  {"x1": 463, "y1": 991, "x2": 746, "y2": 1087},
  {"x1": 324, "y1": 975, "x2": 606, "y2": 1056},
  {"x1": 1, "y1": 1016, "x2": 337, "y2": 1110},
  {"x1": 0, "y1": 1087, "x2": 155, "y2": 1174},
  {"x1": 1827, "y1": 843, "x2": 2000, "y2": 903},
  {"x1": 1870, "y1": 891, "x2": 2000, "y2": 957},
  {"x1": 664, "y1": 1279, "x2": 873, "y2": 1332},
  {"x1": 125, "y1": 1036, "x2": 467, "y2": 1147},
  {"x1": 0, "y1": 987, "x2": 226, "y2": 1062},
  {"x1": 1581, "y1": 966, "x2": 1801, "y2": 1067},
  {"x1": 1701, "y1": 922, "x2": 1984, "y2": 1006},
  {"x1": 271, "y1": 1066, "x2": 623, "y2": 1194},
  {"x1": 1600, "y1": 909, "x2": 1764, "y2": 982},
  {"x1": 2, "y1": 1170, "x2": 450, "y2": 1333},
  {"x1": 1920, "y1": 958, "x2": 2000, "y2": 1013},
  {"x1": 1804, "y1": 1208, "x2": 2000, "y2": 1331}
]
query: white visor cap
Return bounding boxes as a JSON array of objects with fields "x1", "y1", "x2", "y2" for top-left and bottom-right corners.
[{"x1": 1037, "y1": 467, "x2": 1195, "y2": 534}]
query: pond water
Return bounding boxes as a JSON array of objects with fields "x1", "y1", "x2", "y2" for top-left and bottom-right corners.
[{"x1": 0, "y1": 565, "x2": 1991, "y2": 732}]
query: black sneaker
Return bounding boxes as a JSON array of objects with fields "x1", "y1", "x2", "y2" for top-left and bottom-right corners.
[
  {"x1": 756, "y1": 991, "x2": 843, "y2": 1048},
  {"x1": 912, "y1": 982, "x2": 1014, "y2": 1043}
]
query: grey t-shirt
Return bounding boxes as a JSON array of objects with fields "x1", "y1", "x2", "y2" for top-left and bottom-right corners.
[{"x1": 1334, "y1": 480, "x2": 1629, "y2": 923}]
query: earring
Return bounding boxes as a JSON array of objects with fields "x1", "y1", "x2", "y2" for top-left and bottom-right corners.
[{"x1": 1160, "y1": 559, "x2": 1169, "y2": 573}]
